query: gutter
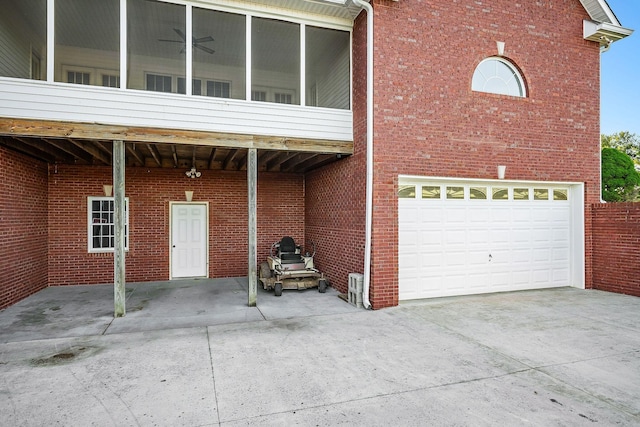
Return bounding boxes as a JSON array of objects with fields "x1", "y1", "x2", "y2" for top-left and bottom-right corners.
[{"x1": 349, "y1": 0, "x2": 373, "y2": 309}]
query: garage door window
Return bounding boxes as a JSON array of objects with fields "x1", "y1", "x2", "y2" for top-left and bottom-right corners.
[
  {"x1": 422, "y1": 186, "x2": 441, "y2": 199},
  {"x1": 446, "y1": 186, "x2": 464, "y2": 199},
  {"x1": 514, "y1": 188, "x2": 529, "y2": 200},
  {"x1": 534, "y1": 189, "x2": 549, "y2": 200},
  {"x1": 492, "y1": 188, "x2": 509, "y2": 200},
  {"x1": 470, "y1": 187, "x2": 487, "y2": 199},
  {"x1": 399, "y1": 183, "x2": 570, "y2": 202},
  {"x1": 554, "y1": 189, "x2": 568, "y2": 200},
  {"x1": 398, "y1": 185, "x2": 416, "y2": 198}
]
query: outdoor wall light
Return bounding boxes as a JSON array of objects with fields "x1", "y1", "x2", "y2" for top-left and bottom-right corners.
[
  {"x1": 186, "y1": 167, "x2": 201, "y2": 179},
  {"x1": 497, "y1": 165, "x2": 506, "y2": 179}
]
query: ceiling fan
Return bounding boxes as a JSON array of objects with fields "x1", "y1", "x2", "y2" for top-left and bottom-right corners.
[{"x1": 158, "y1": 28, "x2": 215, "y2": 55}]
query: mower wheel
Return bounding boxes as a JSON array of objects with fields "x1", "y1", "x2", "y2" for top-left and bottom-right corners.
[
  {"x1": 318, "y1": 279, "x2": 327, "y2": 293},
  {"x1": 274, "y1": 282, "x2": 283, "y2": 297}
]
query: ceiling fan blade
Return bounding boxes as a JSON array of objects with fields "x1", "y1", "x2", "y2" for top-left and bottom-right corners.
[
  {"x1": 173, "y1": 28, "x2": 187, "y2": 41},
  {"x1": 195, "y1": 44, "x2": 215, "y2": 55},
  {"x1": 158, "y1": 39, "x2": 183, "y2": 43},
  {"x1": 194, "y1": 35, "x2": 214, "y2": 43}
]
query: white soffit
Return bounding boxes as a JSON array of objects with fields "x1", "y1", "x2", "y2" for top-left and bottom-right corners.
[
  {"x1": 193, "y1": 0, "x2": 365, "y2": 24},
  {"x1": 580, "y1": 0, "x2": 633, "y2": 48}
]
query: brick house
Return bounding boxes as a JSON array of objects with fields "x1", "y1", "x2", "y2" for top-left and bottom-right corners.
[{"x1": 0, "y1": 0, "x2": 632, "y2": 311}]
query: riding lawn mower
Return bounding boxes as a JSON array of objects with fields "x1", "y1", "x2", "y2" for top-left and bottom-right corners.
[{"x1": 258, "y1": 236, "x2": 327, "y2": 296}]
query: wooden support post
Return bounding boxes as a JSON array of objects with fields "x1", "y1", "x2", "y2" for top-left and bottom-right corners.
[
  {"x1": 247, "y1": 148, "x2": 257, "y2": 307},
  {"x1": 113, "y1": 140, "x2": 126, "y2": 317}
]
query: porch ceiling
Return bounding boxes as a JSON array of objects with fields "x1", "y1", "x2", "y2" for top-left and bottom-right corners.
[{"x1": 0, "y1": 117, "x2": 353, "y2": 174}]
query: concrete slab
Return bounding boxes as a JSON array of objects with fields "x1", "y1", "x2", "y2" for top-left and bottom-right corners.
[{"x1": 1, "y1": 283, "x2": 639, "y2": 426}]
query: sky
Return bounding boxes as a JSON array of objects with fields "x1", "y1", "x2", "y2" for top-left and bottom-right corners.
[{"x1": 600, "y1": 0, "x2": 640, "y2": 136}]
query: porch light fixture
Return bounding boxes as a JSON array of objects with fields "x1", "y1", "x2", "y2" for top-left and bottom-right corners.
[{"x1": 186, "y1": 167, "x2": 201, "y2": 179}]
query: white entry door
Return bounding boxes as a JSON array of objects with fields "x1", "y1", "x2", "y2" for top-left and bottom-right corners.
[
  {"x1": 171, "y1": 203, "x2": 208, "y2": 279},
  {"x1": 398, "y1": 178, "x2": 584, "y2": 300}
]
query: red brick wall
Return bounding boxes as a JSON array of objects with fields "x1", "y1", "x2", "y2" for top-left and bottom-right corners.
[
  {"x1": 591, "y1": 203, "x2": 640, "y2": 297},
  {"x1": 48, "y1": 165, "x2": 304, "y2": 286},
  {"x1": 0, "y1": 146, "x2": 48, "y2": 309},
  {"x1": 310, "y1": 0, "x2": 602, "y2": 308},
  {"x1": 305, "y1": 9, "x2": 369, "y2": 294}
]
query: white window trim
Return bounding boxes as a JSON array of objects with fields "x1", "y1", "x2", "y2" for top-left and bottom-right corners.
[
  {"x1": 472, "y1": 56, "x2": 527, "y2": 98},
  {"x1": 87, "y1": 196, "x2": 130, "y2": 253}
]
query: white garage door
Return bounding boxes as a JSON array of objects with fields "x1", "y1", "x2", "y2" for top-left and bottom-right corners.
[{"x1": 398, "y1": 178, "x2": 583, "y2": 300}]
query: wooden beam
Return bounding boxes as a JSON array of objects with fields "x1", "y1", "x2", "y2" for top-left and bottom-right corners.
[
  {"x1": 280, "y1": 153, "x2": 314, "y2": 172},
  {"x1": 207, "y1": 147, "x2": 217, "y2": 169},
  {"x1": 145, "y1": 143, "x2": 162, "y2": 167},
  {"x1": 67, "y1": 140, "x2": 111, "y2": 165},
  {"x1": 0, "y1": 138, "x2": 57, "y2": 163},
  {"x1": 125, "y1": 143, "x2": 145, "y2": 166},
  {"x1": 113, "y1": 140, "x2": 126, "y2": 318},
  {"x1": 171, "y1": 145, "x2": 178, "y2": 168},
  {"x1": 247, "y1": 148, "x2": 257, "y2": 307},
  {"x1": 0, "y1": 118, "x2": 353, "y2": 154},
  {"x1": 223, "y1": 149, "x2": 240, "y2": 170},
  {"x1": 266, "y1": 151, "x2": 298, "y2": 172},
  {"x1": 299, "y1": 153, "x2": 342, "y2": 172},
  {"x1": 43, "y1": 138, "x2": 93, "y2": 163}
]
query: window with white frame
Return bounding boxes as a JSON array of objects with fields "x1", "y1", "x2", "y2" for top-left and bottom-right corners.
[
  {"x1": 102, "y1": 74, "x2": 120, "y2": 88},
  {"x1": 206, "y1": 80, "x2": 230, "y2": 98},
  {"x1": 88, "y1": 197, "x2": 129, "y2": 252},
  {"x1": 472, "y1": 57, "x2": 526, "y2": 97},
  {"x1": 146, "y1": 73, "x2": 172, "y2": 92},
  {"x1": 68, "y1": 70, "x2": 90, "y2": 85}
]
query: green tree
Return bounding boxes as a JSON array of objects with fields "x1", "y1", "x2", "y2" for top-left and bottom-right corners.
[
  {"x1": 601, "y1": 147, "x2": 640, "y2": 202},
  {"x1": 601, "y1": 131, "x2": 640, "y2": 168}
]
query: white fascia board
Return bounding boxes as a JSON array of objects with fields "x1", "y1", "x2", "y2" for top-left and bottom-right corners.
[{"x1": 580, "y1": 0, "x2": 621, "y2": 26}]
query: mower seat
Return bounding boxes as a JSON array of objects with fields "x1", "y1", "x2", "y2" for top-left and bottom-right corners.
[{"x1": 278, "y1": 236, "x2": 303, "y2": 264}]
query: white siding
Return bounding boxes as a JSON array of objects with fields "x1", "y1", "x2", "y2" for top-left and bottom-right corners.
[{"x1": 0, "y1": 78, "x2": 353, "y2": 141}]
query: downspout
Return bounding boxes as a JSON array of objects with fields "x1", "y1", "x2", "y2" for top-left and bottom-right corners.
[{"x1": 350, "y1": 0, "x2": 373, "y2": 309}]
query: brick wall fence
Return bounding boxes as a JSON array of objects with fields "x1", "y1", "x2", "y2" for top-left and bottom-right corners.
[{"x1": 591, "y1": 203, "x2": 640, "y2": 297}]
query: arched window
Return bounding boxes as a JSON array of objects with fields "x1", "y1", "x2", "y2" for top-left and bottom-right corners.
[{"x1": 472, "y1": 57, "x2": 526, "y2": 97}]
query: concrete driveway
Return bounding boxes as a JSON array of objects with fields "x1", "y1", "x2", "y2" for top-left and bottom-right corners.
[{"x1": 0, "y1": 279, "x2": 639, "y2": 426}]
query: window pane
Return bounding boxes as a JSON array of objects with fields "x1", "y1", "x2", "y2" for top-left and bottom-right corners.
[
  {"x1": 492, "y1": 188, "x2": 508, "y2": 200},
  {"x1": 252, "y1": 17, "x2": 300, "y2": 105},
  {"x1": 534, "y1": 189, "x2": 549, "y2": 200},
  {"x1": 553, "y1": 189, "x2": 568, "y2": 201},
  {"x1": 398, "y1": 185, "x2": 415, "y2": 198},
  {"x1": 472, "y1": 58, "x2": 524, "y2": 97},
  {"x1": 446, "y1": 186, "x2": 464, "y2": 199},
  {"x1": 422, "y1": 186, "x2": 441, "y2": 199},
  {"x1": 470, "y1": 187, "x2": 487, "y2": 199},
  {"x1": 128, "y1": 0, "x2": 185, "y2": 92},
  {"x1": 193, "y1": 8, "x2": 245, "y2": 99},
  {"x1": 305, "y1": 26, "x2": 350, "y2": 109},
  {"x1": 55, "y1": 0, "x2": 120, "y2": 86},
  {"x1": 88, "y1": 197, "x2": 129, "y2": 252},
  {"x1": 1, "y1": 0, "x2": 47, "y2": 79},
  {"x1": 513, "y1": 188, "x2": 529, "y2": 200}
]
